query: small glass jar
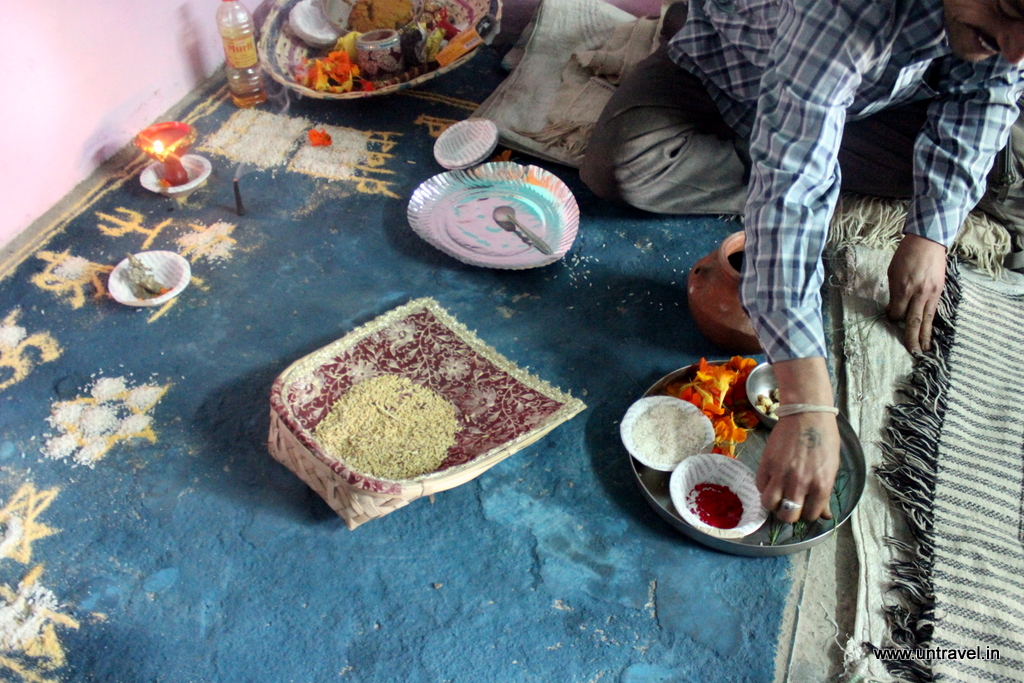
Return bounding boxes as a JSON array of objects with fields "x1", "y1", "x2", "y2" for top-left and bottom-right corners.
[{"x1": 356, "y1": 29, "x2": 405, "y2": 80}]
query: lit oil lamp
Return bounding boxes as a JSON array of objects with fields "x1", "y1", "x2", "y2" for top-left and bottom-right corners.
[{"x1": 134, "y1": 122, "x2": 211, "y2": 198}]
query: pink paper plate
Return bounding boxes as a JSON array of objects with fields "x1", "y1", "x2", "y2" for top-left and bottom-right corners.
[{"x1": 406, "y1": 162, "x2": 579, "y2": 269}]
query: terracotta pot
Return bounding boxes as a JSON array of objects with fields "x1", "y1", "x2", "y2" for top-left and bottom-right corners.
[{"x1": 686, "y1": 231, "x2": 762, "y2": 354}]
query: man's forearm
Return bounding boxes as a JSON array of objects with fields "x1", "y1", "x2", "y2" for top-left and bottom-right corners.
[
  {"x1": 755, "y1": 356, "x2": 839, "y2": 522},
  {"x1": 772, "y1": 356, "x2": 833, "y2": 407}
]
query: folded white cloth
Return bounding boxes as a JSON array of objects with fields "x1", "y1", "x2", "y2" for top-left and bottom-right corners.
[{"x1": 474, "y1": 0, "x2": 652, "y2": 166}]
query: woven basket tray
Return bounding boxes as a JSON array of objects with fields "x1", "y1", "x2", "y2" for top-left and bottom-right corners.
[
  {"x1": 258, "y1": 0, "x2": 502, "y2": 100},
  {"x1": 268, "y1": 298, "x2": 585, "y2": 528}
]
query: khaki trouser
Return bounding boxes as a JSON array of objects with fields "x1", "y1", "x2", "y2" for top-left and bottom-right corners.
[{"x1": 580, "y1": 45, "x2": 930, "y2": 216}]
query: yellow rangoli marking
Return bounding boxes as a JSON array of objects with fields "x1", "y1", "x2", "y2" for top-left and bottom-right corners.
[
  {"x1": 289, "y1": 126, "x2": 403, "y2": 198},
  {"x1": 414, "y1": 115, "x2": 459, "y2": 138},
  {"x1": 183, "y1": 86, "x2": 231, "y2": 125},
  {"x1": 0, "y1": 565, "x2": 80, "y2": 683},
  {"x1": 42, "y1": 376, "x2": 170, "y2": 467},
  {"x1": 399, "y1": 91, "x2": 479, "y2": 111},
  {"x1": 0, "y1": 485, "x2": 59, "y2": 566},
  {"x1": 95, "y1": 208, "x2": 171, "y2": 250},
  {"x1": 0, "y1": 310, "x2": 62, "y2": 393},
  {"x1": 31, "y1": 251, "x2": 113, "y2": 309}
]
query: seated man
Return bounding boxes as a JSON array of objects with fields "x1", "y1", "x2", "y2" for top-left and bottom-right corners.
[{"x1": 581, "y1": 0, "x2": 1024, "y2": 523}]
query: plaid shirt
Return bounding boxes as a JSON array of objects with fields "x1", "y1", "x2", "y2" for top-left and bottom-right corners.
[{"x1": 669, "y1": 0, "x2": 1023, "y2": 361}]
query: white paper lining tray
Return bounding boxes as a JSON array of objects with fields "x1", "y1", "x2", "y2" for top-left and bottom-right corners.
[{"x1": 629, "y1": 362, "x2": 866, "y2": 556}]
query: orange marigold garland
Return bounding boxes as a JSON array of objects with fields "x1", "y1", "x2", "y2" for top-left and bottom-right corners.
[{"x1": 664, "y1": 356, "x2": 760, "y2": 457}]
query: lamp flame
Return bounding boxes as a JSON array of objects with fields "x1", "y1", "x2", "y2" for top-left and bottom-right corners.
[
  {"x1": 134, "y1": 122, "x2": 197, "y2": 163},
  {"x1": 134, "y1": 122, "x2": 198, "y2": 187}
]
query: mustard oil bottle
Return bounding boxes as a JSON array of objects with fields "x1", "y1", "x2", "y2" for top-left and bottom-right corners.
[{"x1": 216, "y1": 0, "x2": 267, "y2": 107}]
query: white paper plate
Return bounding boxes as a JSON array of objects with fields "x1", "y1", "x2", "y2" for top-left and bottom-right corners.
[
  {"x1": 407, "y1": 162, "x2": 579, "y2": 270},
  {"x1": 108, "y1": 251, "x2": 191, "y2": 307},
  {"x1": 669, "y1": 454, "x2": 768, "y2": 539},
  {"x1": 620, "y1": 396, "x2": 714, "y2": 472},
  {"x1": 319, "y1": 0, "x2": 353, "y2": 32},
  {"x1": 434, "y1": 119, "x2": 499, "y2": 170},
  {"x1": 139, "y1": 154, "x2": 212, "y2": 199},
  {"x1": 291, "y1": 0, "x2": 342, "y2": 47}
]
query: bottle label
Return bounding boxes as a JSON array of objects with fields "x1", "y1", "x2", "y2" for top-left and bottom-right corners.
[{"x1": 223, "y1": 36, "x2": 257, "y2": 69}]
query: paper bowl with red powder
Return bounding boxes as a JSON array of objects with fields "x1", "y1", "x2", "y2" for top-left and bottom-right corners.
[{"x1": 669, "y1": 453, "x2": 768, "y2": 539}]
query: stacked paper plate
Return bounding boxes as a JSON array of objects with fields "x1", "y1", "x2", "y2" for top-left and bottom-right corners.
[
  {"x1": 407, "y1": 162, "x2": 580, "y2": 270},
  {"x1": 290, "y1": 0, "x2": 342, "y2": 47},
  {"x1": 434, "y1": 119, "x2": 499, "y2": 170}
]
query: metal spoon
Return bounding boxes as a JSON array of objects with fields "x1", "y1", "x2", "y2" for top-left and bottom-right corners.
[{"x1": 492, "y1": 206, "x2": 553, "y2": 255}]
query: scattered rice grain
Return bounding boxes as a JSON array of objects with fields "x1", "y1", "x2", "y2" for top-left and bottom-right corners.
[
  {"x1": 0, "y1": 324, "x2": 27, "y2": 351},
  {"x1": 49, "y1": 402, "x2": 84, "y2": 427},
  {"x1": 0, "y1": 581, "x2": 60, "y2": 651},
  {"x1": 125, "y1": 385, "x2": 164, "y2": 411},
  {"x1": 42, "y1": 434, "x2": 79, "y2": 461},
  {"x1": 53, "y1": 256, "x2": 91, "y2": 280},
  {"x1": 78, "y1": 405, "x2": 119, "y2": 437},
  {"x1": 117, "y1": 414, "x2": 152, "y2": 436},
  {"x1": 91, "y1": 377, "x2": 127, "y2": 402},
  {"x1": 76, "y1": 438, "x2": 109, "y2": 467},
  {"x1": 0, "y1": 517, "x2": 24, "y2": 559}
]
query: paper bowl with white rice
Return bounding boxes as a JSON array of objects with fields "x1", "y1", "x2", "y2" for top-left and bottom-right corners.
[{"x1": 619, "y1": 396, "x2": 715, "y2": 472}]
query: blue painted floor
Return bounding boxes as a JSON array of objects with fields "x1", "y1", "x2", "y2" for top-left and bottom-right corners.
[{"x1": 0, "y1": 47, "x2": 791, "y2": 682}]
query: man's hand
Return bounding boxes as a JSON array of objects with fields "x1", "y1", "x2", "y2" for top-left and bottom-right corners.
[
  {"x1": 756, "y1": 357, "x2": 840, "y2": 523},
  {"x1": 886, "y1": 234, "x2": 947, "y2": 354}
]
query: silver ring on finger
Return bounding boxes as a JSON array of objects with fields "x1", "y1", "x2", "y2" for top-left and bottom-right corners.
[{"x1": 779, "y1": 498, "x2": 803, "y2": 512}]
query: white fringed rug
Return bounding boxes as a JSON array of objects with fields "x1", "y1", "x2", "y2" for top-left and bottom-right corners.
[{"x1": 876, "y1": 261, "x2": 1024, "y2": 682}]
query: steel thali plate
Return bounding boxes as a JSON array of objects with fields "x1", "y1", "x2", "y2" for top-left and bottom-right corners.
[{"x1": 630, "y1": 362, "x2": 866, "y2": 557}]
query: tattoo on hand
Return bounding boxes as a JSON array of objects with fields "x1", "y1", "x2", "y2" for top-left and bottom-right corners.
[{"x1": 800, "y1": 427, "x2": 822, "y2": 449}]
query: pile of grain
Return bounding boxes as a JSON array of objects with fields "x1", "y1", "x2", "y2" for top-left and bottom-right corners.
[{"x1": 313, "y1": 374, "x2": 460, "y2": 479}]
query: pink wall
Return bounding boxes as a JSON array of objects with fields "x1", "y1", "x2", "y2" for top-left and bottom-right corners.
[
  {"x1": 1, "y1": 0, "x2": 227, "y2": 251},
  {"x1": 0, "y1": 0, "x2": 660, "y2": 252}
]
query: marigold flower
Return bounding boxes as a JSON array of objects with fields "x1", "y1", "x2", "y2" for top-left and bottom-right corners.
[{"x1": 663, "y1": 357, "x2": 759, "y2": 458}]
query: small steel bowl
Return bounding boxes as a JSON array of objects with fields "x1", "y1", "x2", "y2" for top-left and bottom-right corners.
[{"x1": 745, "y1": 362, "x2": 779, "y2": 428}]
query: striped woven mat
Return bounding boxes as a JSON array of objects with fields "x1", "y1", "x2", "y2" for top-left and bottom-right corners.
[{"x1": 878, "y1": 262, "x2": 1024, "y2": 682}]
